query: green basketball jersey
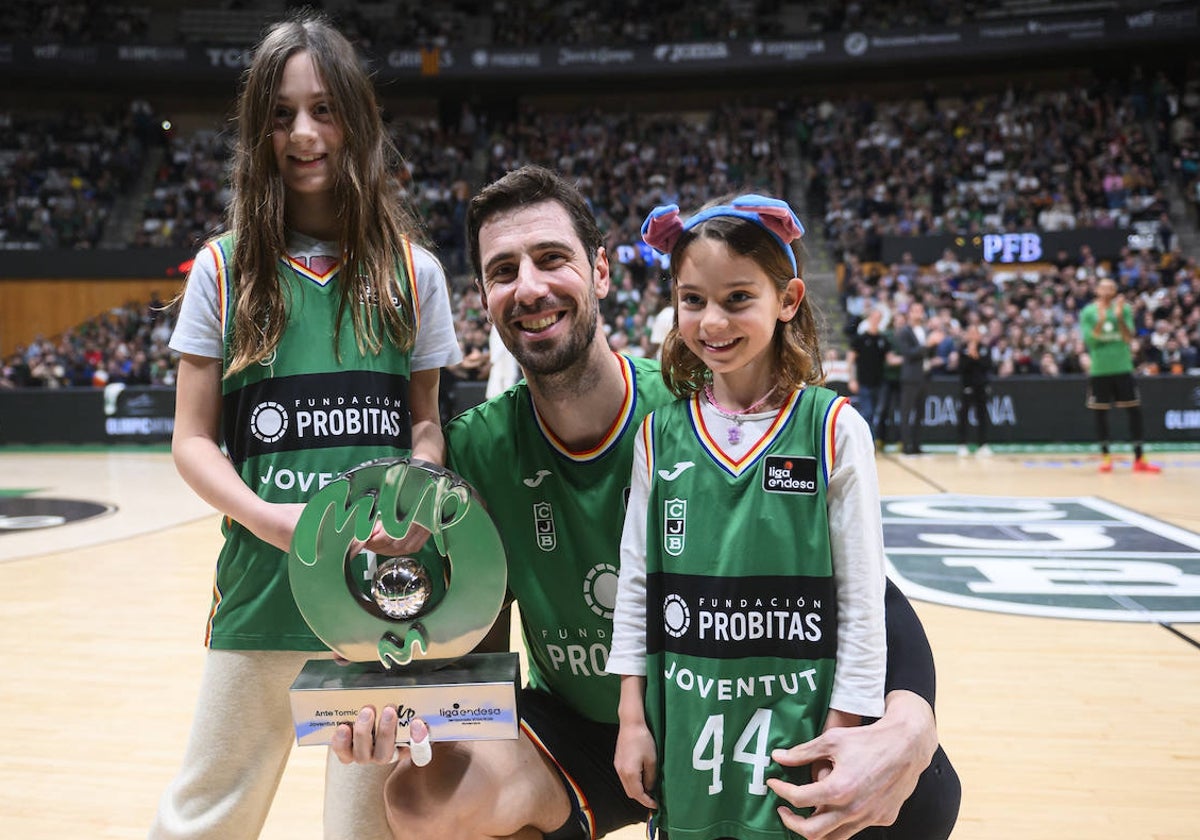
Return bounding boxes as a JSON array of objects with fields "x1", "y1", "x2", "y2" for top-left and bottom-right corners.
[
  {"x1": 207, "y1": 234, "x2": 417, "y2": 650},
  {"x1": 445, "y1": 354, "x2": 673, "y2": 723},
  {"x1": 1079, "y1": 300, "x2": 1134, "y2": 376},
  {"x1": 642, "y1": 386, "x2": 845, "y2": 840}
]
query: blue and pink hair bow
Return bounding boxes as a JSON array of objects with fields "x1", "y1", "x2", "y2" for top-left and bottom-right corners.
[{"x1": 640, "y1": 194, "x2": 806, "y2": 274}]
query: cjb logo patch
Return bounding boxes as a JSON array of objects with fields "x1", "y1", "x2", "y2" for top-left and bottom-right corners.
[
  {"x1": 664, "y1": 498, "x2": 686, "y2": 556},
  {"x1": 533, "y1": 501, "x2": 556, "y2": 552},
  {"x1": 762, "y1": 455, "x2": 818, "y2": 495}
]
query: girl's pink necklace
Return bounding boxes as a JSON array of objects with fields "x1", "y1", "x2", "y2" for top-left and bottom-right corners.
[{"x1": 703, "y1": 382, "x2": 778, "y2": 446}]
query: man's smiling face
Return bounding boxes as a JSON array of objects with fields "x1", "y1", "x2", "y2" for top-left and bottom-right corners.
[{"x1": 477, "y1": 199, "x2": 610, "y2": 376}]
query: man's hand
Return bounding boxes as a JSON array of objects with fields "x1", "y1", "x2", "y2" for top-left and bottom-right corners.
[
  {"x1": 766, "y1": 691, "x2": 937, "y2": 840},
  {"x1": 331, "y1": 705, "x2": 402, "y2": 765},
  {"x1": 331, "y1": 707, "x2": 435, "y2": 768}
]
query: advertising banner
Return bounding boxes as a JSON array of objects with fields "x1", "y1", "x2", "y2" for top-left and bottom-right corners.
[
  {"x1": 1, "y1": 10, "x2": 1195, "y2": 84},
  {"x1": 3, "y1": 377, "x2": 1195, "y2": 446}
]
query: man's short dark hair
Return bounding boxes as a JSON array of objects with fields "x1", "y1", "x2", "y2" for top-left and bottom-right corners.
[{"x1": 466, "y1": 165, "x2": 604, "y2": 281}]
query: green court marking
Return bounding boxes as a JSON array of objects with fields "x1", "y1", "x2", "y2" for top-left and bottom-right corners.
[{"x1": 883, "y1": 494, "x2": 1200, "y2": 623}]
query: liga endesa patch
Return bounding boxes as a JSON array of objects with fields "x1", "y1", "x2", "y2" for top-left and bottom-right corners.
[
  {"x1": 0, "y1": 496, "x2": 115, "y2": 534},
  {"x1": 761, "y1": 455, "x2": 818, "y2": 494},
  {"x1": 883, "y1": 494, "x2": 1200, "y2": 623}
]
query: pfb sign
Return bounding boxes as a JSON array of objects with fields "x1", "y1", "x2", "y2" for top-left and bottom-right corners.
[
  {"x1": 883, "y1": 495, "x2": 1200, "y2": 622},
  {"x1": 982, "y1": 233, "x2": 1043, "y2": 263}
]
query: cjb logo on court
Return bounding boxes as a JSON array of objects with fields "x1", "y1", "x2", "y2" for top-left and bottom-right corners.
[{"x1": 883, "y1": 495, "x2": 1200, "y2": 622}]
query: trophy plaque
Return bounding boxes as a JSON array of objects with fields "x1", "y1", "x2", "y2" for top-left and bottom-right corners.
[{"x1": 287, "y1": 457, "x2": 518, "y2": 747}]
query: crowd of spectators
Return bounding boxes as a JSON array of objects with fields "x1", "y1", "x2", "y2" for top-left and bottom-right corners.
[
  {"x1": 126, "y1": 107, "x2": 478, "y2": 256},
  {"x1": 0, "y1": 291, "x2": 178, "y2": 389},
  {"x1": 51, "y1": 98, "x2": 781, "y2": 389},
  {"x1": 838, "y1": 243, "x2": 1200, "y2": 386},
  {"x1": 1164, "y1": 76, "x2": 1200, "y2": 224},
  {"x1": 0, "y1": 105, "x2": 148, "y2": 249},
  {"x1": 812, "y1": 66, "x2": 1200, "y2": 380},
  {"x1": 481, "y1": 0, "x2": 771, "y2": 48},
  {"x1": 482, "y1": 103, "x2": 786, "y2": 264},
  {"x1": 135, "y1": 126, "x2": 230, "y2": 249},
  {"x1": 162, "y1": 0, "x2": 1180, "y2": 51},
  {"x1": 802, "y1": 72, "x2": 1182, "y2": 265},
  {"x1": 19, "y1": 0, "x2": 1186, "y2": 52},
  {"x1": 162, "y1": 0, "x2": 779, "y2": 51},
  {"x1": 1, "y1": 0, "x2": 149, "y2": 43},
  {"x1": 124, "y1": 98, "x2": 787, "y2": 270},
  {"x1": 17, "y1": 233, "x2": 1193, "y2": 393},
  {"x1": 5, "y1": 62, "x2": 1200, "y2": 390}
]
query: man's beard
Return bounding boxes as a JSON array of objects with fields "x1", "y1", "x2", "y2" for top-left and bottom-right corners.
[{"x1": 507, "y1": 297, "x2": 600, "y2": 378}]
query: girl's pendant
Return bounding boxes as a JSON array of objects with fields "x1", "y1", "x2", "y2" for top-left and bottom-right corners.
[{"x1": 727, "y1": 423, "x2": 742, "y2": 446}]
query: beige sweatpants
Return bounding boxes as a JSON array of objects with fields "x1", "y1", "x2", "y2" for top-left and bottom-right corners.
[{"x1": 148, "y1": 649, "x2": 394, "y2": 840}]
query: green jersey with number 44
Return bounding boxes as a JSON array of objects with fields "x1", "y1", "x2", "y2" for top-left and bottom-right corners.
[{"x1": 641, "y1": 387, "x2": 844, "y2": 840}]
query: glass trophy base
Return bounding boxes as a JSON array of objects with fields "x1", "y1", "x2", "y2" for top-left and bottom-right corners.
[{"x1": 289, "y1": 651, "x2": 520, "y2": 746}]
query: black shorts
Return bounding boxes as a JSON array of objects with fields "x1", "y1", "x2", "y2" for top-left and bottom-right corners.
[
  {"x1": 521, "y1": 687, "x2": 648, "y2": 840},
  {"x1": 1087, "y1": 372, "x2": 1140, "y2": 409}
]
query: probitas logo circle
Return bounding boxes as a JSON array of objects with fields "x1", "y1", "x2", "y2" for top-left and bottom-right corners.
[
  {"x1": 250, "y1": 401, "x2": 288, "y2": 443},
  {"x1": 663, "y1": 593, "x2": 690, "y2": 638},
  {"x1": 583, "y1": 563, "x2": 619, "y2": 619}
]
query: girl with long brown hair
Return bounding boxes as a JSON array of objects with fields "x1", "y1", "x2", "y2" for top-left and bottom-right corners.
[{"x1": 151, "y1": 14, "x2": 460, "y2": 839}]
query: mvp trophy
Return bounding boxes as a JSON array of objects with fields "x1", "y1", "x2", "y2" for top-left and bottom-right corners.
[{"x1": 287, "y1": 457, "x2": 518, "y2": 747}]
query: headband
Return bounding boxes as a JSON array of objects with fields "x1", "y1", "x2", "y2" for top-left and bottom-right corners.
[{"x1": 640, "y1": 194, "x2": 806, "y2": 274}]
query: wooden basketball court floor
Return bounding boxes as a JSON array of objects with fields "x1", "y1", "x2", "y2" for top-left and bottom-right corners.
[{"x1": 1, "y1": 447, "x2": 1197, "y2": 839}]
